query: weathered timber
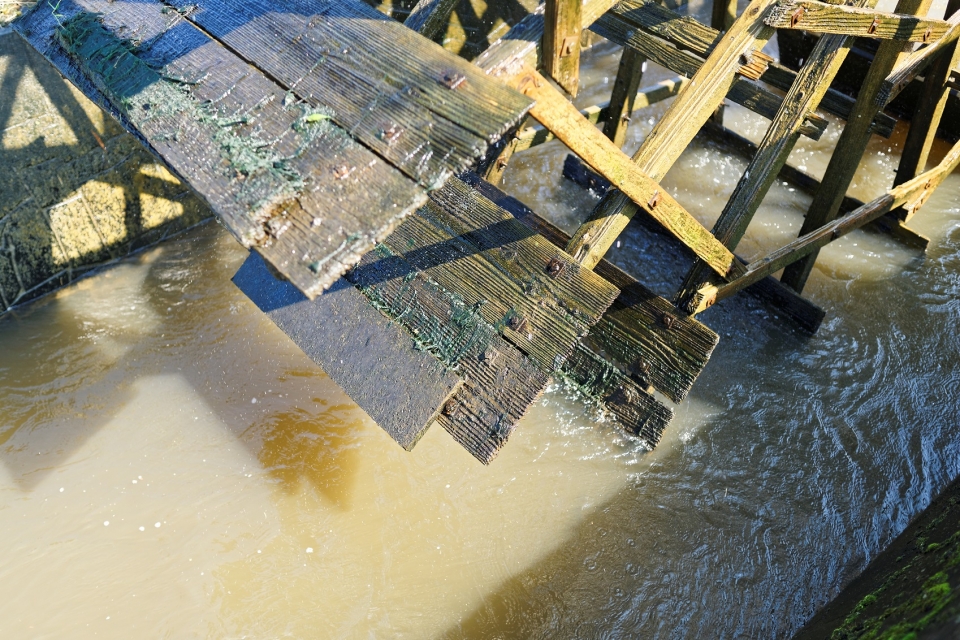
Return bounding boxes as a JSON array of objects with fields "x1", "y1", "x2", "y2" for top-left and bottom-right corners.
[
  {"x1": 558, "y1": 156, "x2": 826, "y2": 332},
  {"x1": 233, "y1": 252, "x2": 462, "y2": 450},
  {"x1": 890, "y1": 0, "x2": 960, "y2": 195},
  {"x1": 347, "y1": 244, "x2": 549, "y2": 464},
  {"x1": 544, "y1": 0, "x2": 582, "y2": 95},
  {"x1": 507, "y1": 65, "x2": 746, "y2": 280},
  {"x1": 713, "y1": 0, "x2": 739, "y2": 31},
  {"x1": 607, "y1": 0, "x2": 896, "y2": 136},
  {"x1": 404, "y1": 0, "x2": 460, "y2": 39},
  {"x1": 590, "y1": 10, "x2": 829, "y2": 140},
  {"x1": 690, "y1": 135, "x2": 960, "y2": 313},
  {"x1": 16, "y1": 0, "x2": 428, "y2": 298},
  {"x1": 463, "y1": 173, "x2": 721, "y2": 404},
  {"x1": 781, "y1": 0, "x2": 934, "y2": 293},
  {"x1": 161, "y1": 0, "x2": 532, "y2": 188},
  {"x1": 514, "y1": 77, "x2": 689, "y2": 152},
  {"x1": 602, "y1": 46, "x2": 646, "y2": 147},
  {"x1": 567, "y1": 0, "x2": 782, "y2": 270},
  {"x1": 674, "y1": 4, "x2": 875, "y2": 312},
  {"x1": 877, "y1": 14, "x2": 960, "y2": 108},
  {"x1": 699, "y1": 121, "x2": 931, "y2": 250},
  {"x1": 767, "y1": 0, "x2": 949, "y2": 42}
]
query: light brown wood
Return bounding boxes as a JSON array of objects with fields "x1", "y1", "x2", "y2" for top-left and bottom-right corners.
[
  {"x1": 544, "y1": 0, "x2": 583, "y2": 96},
  {"x1": 767, "y1": 0, "x2": 949, "y2": 42}
]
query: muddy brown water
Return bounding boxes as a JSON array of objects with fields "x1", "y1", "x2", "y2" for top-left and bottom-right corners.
[{"x1": 2, "y1": 3, "x2": 960, "y2": 638}]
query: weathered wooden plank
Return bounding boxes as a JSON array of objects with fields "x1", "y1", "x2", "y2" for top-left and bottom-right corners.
[
  {"x1": 508, "y1": 65, "x2": 746, "y2": 279},
  {"x1": 463, "y1": 173, "x2": 721, "y2": 404},
  {"x1": 608, "y1": 0, "x2": 897, "y2": 135},
  {"x1": 16, "y1": 1, "x2": 429, "y2": 298},
  {"x1": 590, "y1": 11, "x2": 828, "y2": 139},
  {"x1": 603, "y1": 47, "x2": 646, "y2": 147},
  {"x1": 692, "y1": 135, "x2": 960, "y2": 312},
  {"x1": 713, "y1": 0, "x2": 739, "y2": 31},
  {"x1": 544, "y1": 0, "x2": 583, "y2": 95},
  {"x1": 404, "y1": 0, "x2": 459, "y2": 39},
  {"x1": 768, "y1": 0, "x2": 949, "y2": 42},
  {"x1": 877, "y1": 13, "x2": 960, "y2": 106},
  {"x1": 163, "y1": 0, "x2": 532, "y2": 188},
  {"x1": 781, "y1": 0, "x2": 934, "y2": 293},
  {"x1": 233, "y1": 252, "x2": 462, "y2": 450},
  {"x1": 674, "y1": 7, "x2": 873, "y2": 312},
  {"x1": 567, "y1": 0, "x2": 781, "y2": 270}
]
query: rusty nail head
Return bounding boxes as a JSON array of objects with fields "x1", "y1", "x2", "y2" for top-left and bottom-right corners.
[
  {"x1": 380, "y1": 124, "x2": 402, "y2": 144},
  {"x1": 507, "y1": 314, "x2": 528, "y2": 332},
  {"x1": 924, "y1": 28, "x2": 932, "y2": 42},
  {"x1": 790, "y1": 6, "x2": 804, "y2": 27},
  {"x1": 868, "y1": 17, "x2": 879, "y2": 34},
  {"x1": 333, "y1": 165, "x2": 351, "y2": 180},
  {"x1": 662, "y1": 313, "x2": 676, "y2": 330},
  {"x1": 516, "y1": 73, "x2": 537, "y2": 95},
  {"x1": 634, "y1": 358, "x2": 651, "y2": 376},
  {"x1": 546, "y1": 257, "x2": 565, "y2": 278},
  {"x1": 648, "y1": 190, "x2": 662, "y2": 209},
  {"x1": 496, "y1": 157, "x2": 509, "y2": 169},
  {"x1": 442, "y1": 399, "x2": 459, "y2": 417},
  {"x1": 560, "y1": 35, "x2": 579, "y2": 57},
  {"x1": 440, "y1": 71, "x2": 466, "y2": 90}
]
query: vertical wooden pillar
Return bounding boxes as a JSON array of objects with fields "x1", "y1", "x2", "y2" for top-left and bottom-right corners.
[
  {"x1": 712, "y1": 0, "x2": 738, "y2": 32},
  {"x1": 602, "y1": 47, "x2": 645, "y2": 148},
  {"x1": 544, "y1": 0, "x2": 582, "y2": 96}
]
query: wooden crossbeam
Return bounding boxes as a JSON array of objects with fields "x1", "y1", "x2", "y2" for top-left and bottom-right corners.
[
  {"x1": 404, "y1": 0, "x2": 459, "y2": 39},
  {"x1": 566, "y1": 0, "x2": 781, "y2": 270},
  {"x1": 686, "y1": 136, "x2": 960, "y2": 313},
  {"x1": 507, "y1": 65, "x2": 746, "y2": 280},
  {"x1": 604, "y1": 0, "x2": 897, "y2": 136},
  {"x1": 767, "y1": 0, "x2": 949, "y2": 42},
  {"x1": 675, "y1": 2, "x2": 876, "y2": 311},
  {"x1": 544, "y1": 0, "x2": 583, "y2": 95},
  {"x1": 878, "y1": 13, "x2": 960, "y2": 106},
  {"x1": 781, "y1": 0, "x2": 935, "y2": 293}
]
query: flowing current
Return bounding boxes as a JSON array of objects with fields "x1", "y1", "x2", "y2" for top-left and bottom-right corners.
[{"x1": 2, "y1": 3, "x2": 960, "y2": 638}]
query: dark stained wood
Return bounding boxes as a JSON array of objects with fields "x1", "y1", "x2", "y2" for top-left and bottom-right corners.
[
  {"x1": 233, "y1": 252, "x2": 462, "y2": 451},
  {"x1": 767, "y1": 0, "x2": 949, "y2": 42},
  {"x1": 544, "y1": 0, "x2": 583, "y2": 95},
  {"x1": 404, "y1": 0, "x2": 460, "y2": 39},
  {"x1": 602, "y1": 47, "x2": 646, "y2": 147}
]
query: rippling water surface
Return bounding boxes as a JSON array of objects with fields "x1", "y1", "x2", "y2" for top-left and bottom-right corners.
[{"x1": 2, "y1": 4, "x2": 960, "y2": 638}]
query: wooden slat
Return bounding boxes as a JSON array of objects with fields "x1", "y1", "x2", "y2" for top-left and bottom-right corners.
[
  {"x1": 544, "y1": 0, "x2": 583, "y2": 95},
  {"x1": 768, "y1": 0, "x2": 949, "y2": 42},
  {"x1": 508, "y1": 66, "x2": 746, "y2": 279},
  {"x1": 233, "y1": 252, "x2": 462, "y2": 450},
  {"x1": 692, "y1": 136, "x2": 960, "y2": 312},
  {"x1": 463, "y1": 173, "x2": 721, "y2": 404},
  {"x1": 608, "y1": 0, "x2": 897, "y2": 135},
  {"x1": 781, "y1": 0, "x2": 934, "y2": 293},
  {"x1": 567, "y1": 0, "x2": 781, "y2": 270},
  {"x1": 674, "y1": 4, "x2": 874, "y2": 311},
  {"x1": 603, "y1": 47, "x2": 646, "y2": 147},
  {"x1": 404, "y1": 0, "x2": 459, "y2": 39},
  {"x1": 17, "y1": 0, "x2": 428, "y2": 298},
  {"x1": 163, "y1": 0, "x2": 532, "y2": 188}
]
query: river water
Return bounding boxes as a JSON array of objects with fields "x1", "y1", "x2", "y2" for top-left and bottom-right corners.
[{"x1": 2, "y1": 3, "x2": 960, "y2": 638}]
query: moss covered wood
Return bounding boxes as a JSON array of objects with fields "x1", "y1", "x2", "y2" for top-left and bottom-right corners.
[
  {"x1": 602, "y1": 47, "x2": 646, "y2": 147},
  {"x1": 767, "y1": 0, "x2": 949, "y2": 42},
  {"x1": 543, "y1": 0, "x2": 582, "y2": 95},
  {"x1": 781, "y1": 0, "x2": 934, "y2": 293}
]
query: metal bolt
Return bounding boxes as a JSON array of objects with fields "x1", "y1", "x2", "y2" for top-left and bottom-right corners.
[
  {"x1": 333, "y1": 165, "x2": 352, "y2": 180},
  {"x1": 379, "y1": 124, "x2": 402, "y2": 145},
  {"x1": 546, "y1": 257, "x2": 565, "y2": 278},
  {"x1": 480, "y1": 349, "x2": 499, "y2": 366},
  {"x1": 647, "y1": 190, "x2": 662, "y2": 209},
  {"x1": 790, "y1": 6, "x2": 804, "y2": 27},
  {"x1": 924, "y1": 28, "x2": 932, "y2": 42},
  {"x1": 442, "y1": 399, "x2": 459, "y2": 417},
  {"x1": 661, "y1": 313, "x2": 676, "y2": 330},
  {"x1": 560, "y1": 35, "x2": 579, "y2": 58},
  {"x1": 868, "y1": 16, "x2": 879, "y2": 35},
  {"x1": 439, "y1": 71, "x2": 466, "y2": 90},
  {"x1": 507, "y1": 314, "x2": 528, "y2": 333}
]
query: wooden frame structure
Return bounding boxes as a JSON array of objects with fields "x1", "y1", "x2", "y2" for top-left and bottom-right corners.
[{"x1": 12, "y1": 0, "x2": 959, "y2": 463}]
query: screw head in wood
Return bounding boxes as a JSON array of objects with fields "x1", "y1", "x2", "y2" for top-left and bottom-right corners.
[
  {"x1": 924, "y1": 28, "x2": 932, "y2": 42},
  {"x1": 439, "y1": 71, "x2": 467, "y2": 90},
  {"x1": 546, "y1": 257, "x2": 565, "y2": 278},
  {"x1": 868, "y1": 17, "x2": 879, "y2": 35},
  {"x1": 442, "y1": 399, "x2": 459, "y2": 417},
  {"x1": 506, "y1": 314, "x2": 528, "y2": 333},
  {"x1": 379, "y1": 123, "x2": 402, "y2": 145},
  {"x1": 647, "y1": 190, "x2": 662, "y2": 209},
  {"x1": 661, "y1": 313, "x2": 676, "y2": 330},
  {"x1": 790, "y1": 7, "x2": 805, "y2": 27}
]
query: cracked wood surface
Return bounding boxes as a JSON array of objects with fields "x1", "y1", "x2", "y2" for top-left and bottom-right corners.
[{"x1": 768, "y1": 0, "x2": 948, "y2": 42}]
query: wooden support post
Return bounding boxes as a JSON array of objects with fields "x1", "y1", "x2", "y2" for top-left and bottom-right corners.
[
  {"x1": 675, "y1": 5, "x2": 874, "y2": 311},
  {"x1": 567, "y1": 0, "x2": 780, "y2": 270},
  {"x1": 544, "y1": 0, "x2": 583, "y2": 96},
  {"x1": 713, "y1": 0, "x2": 739, "y2": 31},
  {"x1": 689, "y1": 136, "x2": 960, "y2": 313},
  {"x1": 508, "y1": 65, "x2": 745, "y2": 279},
  {"x1": 602, "y1": 47, "x2": 646, "y2": 147},
  {"x1": 766, "y1": 0, "x2": 949, "y2": 42},
  {"x1": 890, "y1": 0, "x2": 960, "y2": 221},
  {"x1": 780, "y1": 0, "x2": 934, "y2": 294},
  {"x1": 403, "y1": 0, "x2": 460, "y2": 40},
  {"x1": 482, "y1": 136, "x2": 520, "y2": 185}
]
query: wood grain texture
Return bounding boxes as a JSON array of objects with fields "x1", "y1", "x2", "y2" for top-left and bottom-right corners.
[
  {"x1": 544, "y1": 0, "x2": 582, "y2": 95},
  {"x1": 509, "y1": 66, "x2": 745, "y2": 278},
  {"x1": 768, "y1": 0, "x2": 948, "y2": 42},
  {"x1": 404, "y1": 0, "x2": 459, "y2": 39},
  {"x1": 877, "y1": 15, "x2": 960, "y2": 106},
  {"x1": 233, "y1": 251, "x2": 462, "y2": 450},
  {"x1": 602, "y1": 46, "x2": 646, "y2": 147}
]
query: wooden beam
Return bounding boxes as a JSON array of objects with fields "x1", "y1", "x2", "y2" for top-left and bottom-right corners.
[
  {"x1": 767, "y1": 0, "x2": 949, "y2": 42},
  {"x1": 878, "y1": 13, "x2": 960, "y2": 106},
  {"x1": 544, "y1": 0, "x2": 583, "y2": 96},
  {"x1": 403, "y1": 0, "x2": 459, "y2": 40},
  {"x1": 567, "y1": 0, "x2": 781, "y2": 270},
  {"x1": 713, "y1": 0, "x2": 739, "y2": 31},
  {"x1": 508, "y1": 66, "x2": 745, "y2": 279},
  {"x1": 780, "y1": 0, "x2": 934, "y2": 294},
  {"x1": 603, "y1": 47, "x2": 646, "y2": 147},
  {"x1": 675, "y1": 6, "x2": 874, "y2": 311},
  {"x1": 689, "y1": 136, "x2": 960, "y2": 313}
]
